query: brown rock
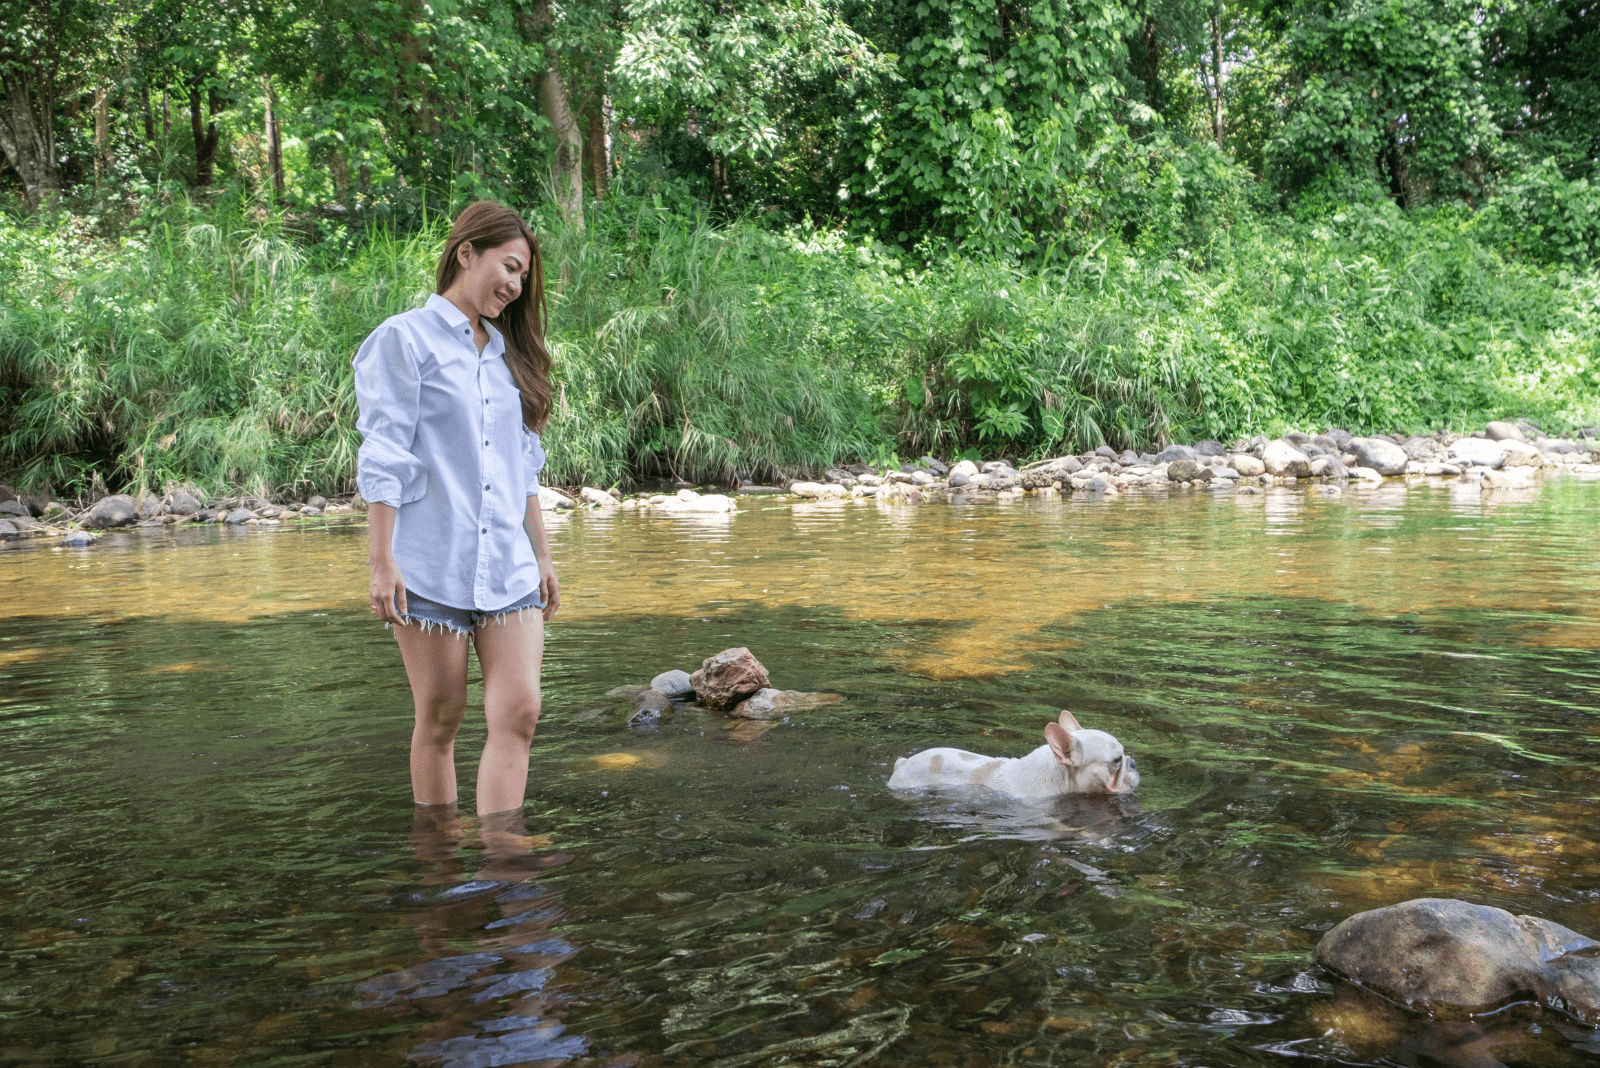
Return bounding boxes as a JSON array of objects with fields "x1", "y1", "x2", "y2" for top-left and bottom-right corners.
[
  {"x1": 689, "y1": 647, "x2": 770, "y2": 710},
  {"x1": 1316, "y1": 898, "x2": 1600, "y2": 1024}
]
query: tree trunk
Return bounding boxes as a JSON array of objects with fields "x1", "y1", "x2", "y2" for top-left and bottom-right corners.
[
  {"x1": 142, "y1": 82, "x2": 155, "y2": 142},
  {"x1": 188, "y1": 77, "x2": 221, "y2": 186},
  {"x1": 520, "y1": 0, "x2": 583, "y2": 230},
  {"x1": 583, "y1": 104, "x2": 607, "y2": 199},
  {"x1": 93, "y1": 84, "x2": 110, "y2": 187},
  {"x1": 262, "y1": 76, "x2": 284, "y2": 195},
  {"x1": 0, "y1": 68, "x2": 61, "y2": 207},
  {"x1": 1210, "y1": 14, "x2": 1225, "y2": 149}
]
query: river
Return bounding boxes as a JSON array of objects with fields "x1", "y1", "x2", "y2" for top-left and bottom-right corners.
[{"x1": 3, "y1": 476, "x2": 1600, "y2": 1066}]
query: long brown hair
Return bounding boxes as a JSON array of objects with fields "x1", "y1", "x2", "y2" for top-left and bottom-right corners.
[{"x1": 435, "y1": 201, "x2": 553, "y2": 432}]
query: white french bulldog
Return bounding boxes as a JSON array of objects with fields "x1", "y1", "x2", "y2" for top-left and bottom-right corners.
[{"x1": 887, "y1": 710, "x2": 1139, "y2": 797}]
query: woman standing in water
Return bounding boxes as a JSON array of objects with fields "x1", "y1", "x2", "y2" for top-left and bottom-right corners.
[{"x1": 353, "y1": 200, "x2": 560, "y2": 820}]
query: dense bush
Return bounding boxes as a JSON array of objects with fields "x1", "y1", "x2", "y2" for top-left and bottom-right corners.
[{"x1": 2, "y1": 193, "x2": 1597, "y2": 498}]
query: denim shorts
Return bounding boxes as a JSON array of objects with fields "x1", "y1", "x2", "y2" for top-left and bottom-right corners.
[{"x1": 395, "y1": 587, "x2": 545, "y2": 638}]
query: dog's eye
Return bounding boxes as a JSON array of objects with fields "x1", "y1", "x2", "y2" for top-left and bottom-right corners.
[{"x1": 1113, "y1": 756, "x2": 1123, "y2": 768}]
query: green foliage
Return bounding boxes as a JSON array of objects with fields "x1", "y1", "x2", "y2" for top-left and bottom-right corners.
[
  {"x1": 2, "y1": 195, "x2": 1598, "y2": 497},
  {"x1": 1268, "y1": 0, "x2": 1500, "y2": 204}
]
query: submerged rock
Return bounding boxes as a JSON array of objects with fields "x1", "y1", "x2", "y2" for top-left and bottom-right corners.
[
  {"x1": 731, "y1": 689, "x2": 845, "y2": 720},
  {"x1": 689, "y1": 647, "x2": 771, "y2": 710},
  {"x1": 1316, "y1": 898, "x2": 1600, "y2": 1025},
  {"x1": 61, "y1": 531, "x2": 96, "y2": 547}
]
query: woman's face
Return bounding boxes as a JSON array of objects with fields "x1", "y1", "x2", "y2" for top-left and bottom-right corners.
[{"x1": 455, "y1": 237, "x2": 532, "y2": 320}]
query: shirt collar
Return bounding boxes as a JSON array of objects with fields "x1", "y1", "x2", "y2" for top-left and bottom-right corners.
[{"x1": 425, "y1": 293, "x2": 506, "y2": 358}]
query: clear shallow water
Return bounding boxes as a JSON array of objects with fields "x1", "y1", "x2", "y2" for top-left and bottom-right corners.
[{"x1": 3, "y1": 476, "x2": 1600, "y2": 1067}]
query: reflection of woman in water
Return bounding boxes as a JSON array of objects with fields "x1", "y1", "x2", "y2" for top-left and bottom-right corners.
[{"x1": 353, "y1": 200, "x2": 561, "y2": 821}]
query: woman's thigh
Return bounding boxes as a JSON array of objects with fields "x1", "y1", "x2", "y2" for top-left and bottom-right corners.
[
  {"x1": 473, "y1": 611, "x2": 545, "y2": 725},
  {"x1": 393, "y1": 624, "x2": 472, "y2": 712}
]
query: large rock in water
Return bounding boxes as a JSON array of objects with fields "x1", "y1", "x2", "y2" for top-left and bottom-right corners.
[
  {"x1": 81, "y1": 495, "x2": 138, "y2": 529},
  {"x1": 1345, "y1": 437, "x2": 1409, "y2": 476},
  {"x1": 1448, "y1": 438, "x2": 1507, "y2": 468},
  {"x1": 1262, "y1": 439, "x2": 1312, "y2": 478},
  {"x1": 689, "y1": 647, "x2": 771, "y2": 710},
  {"x1": 1316, "y1": 898, "x2": 1600, "y2": 1024}
]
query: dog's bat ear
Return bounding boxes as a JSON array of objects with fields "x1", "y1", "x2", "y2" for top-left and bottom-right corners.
[
  {"x1": 1044, "y1": 722, "x2": 1081, "y2": 767},
  {"x1": 1057, "y1": 709, "x2": 1082, "y2": 733}
]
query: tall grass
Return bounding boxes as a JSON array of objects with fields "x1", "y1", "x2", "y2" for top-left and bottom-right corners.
[{"x1": 2, "y1": 194, "x2": 1597, "y2": 497}]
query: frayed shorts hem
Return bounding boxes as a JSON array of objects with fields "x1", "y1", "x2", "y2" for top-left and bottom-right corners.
[{"x1": 386, "y1": 589, "x2": 545, "y2": 639}]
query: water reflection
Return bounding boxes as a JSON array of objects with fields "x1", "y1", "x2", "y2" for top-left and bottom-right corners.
[{"x1": 355, "y1": 805, "x2": 590, "y2": 1067}]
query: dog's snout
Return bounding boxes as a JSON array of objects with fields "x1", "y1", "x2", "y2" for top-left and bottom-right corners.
[{"x1": 1126, "y1": 755, "x2": 1135, "y2": 768}]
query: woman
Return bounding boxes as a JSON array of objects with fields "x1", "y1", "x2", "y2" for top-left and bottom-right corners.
[{"x1": 353, "y1": 200, "x2": 561, "y2": 819}]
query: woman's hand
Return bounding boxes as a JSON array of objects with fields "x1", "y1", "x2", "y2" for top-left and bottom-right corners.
[
  {"x1": 366, "y1": 502, "x2": 407, "y2": 624},
  {"x1": 539, "y1": 561, "x2": 561, "y2": 622},
  {"x1": 370, "y1": 556, "x2": 409, "y2": 624}
]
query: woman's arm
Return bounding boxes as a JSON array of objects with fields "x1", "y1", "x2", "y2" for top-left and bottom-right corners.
[
  {"x1": 524, "y1": 496, "x2": 561, "y2": 622},
  {"x1": 368, "y1": 502, "x2": 408, "y2": 624}
]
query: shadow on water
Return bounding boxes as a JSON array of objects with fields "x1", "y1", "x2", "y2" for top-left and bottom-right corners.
[{"x1": 2, "y1": 476, "x2": 1600, "y2": 1064}]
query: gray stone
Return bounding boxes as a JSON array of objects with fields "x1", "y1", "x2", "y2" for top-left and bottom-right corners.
[
  {"x1": 538, "y1": 487, "x2": 576, "y2": 511},
  {"x1": 0, "y1": 519, "x2": 16, "y2": 538},
  {"x1": 689, "y1": 647, "x2": 771, "y2": 710},
  {"x1": 606, "y1": 684, "x2": 650, "y2": 699},
  {"x1": 949, "y1": 460, "x2": 980, "y2": 479},
  {"x1": 919, "y1": 456, "x2": 949, "y2": 476},
  {"x1": 1316, "y1": 898, "x2": 1600, "y2": 1025},
  {"x1": 299, "y1": 506, "x2": 323, "y2": 517},
  {"x1": 1153, "y1": 445, "x2": 1196, "y2": 464},
  {"x1": 81, "y1": 494, "x2": 139, "y2": 529},
  {"x1": 650, "y1": 669, "x2": 694, "y2": 699},
  {"x1": 1212, "y1": 467, "x2": 1240, "y2": 480},
  {"x1": 1284, "y1": 431, "x2": 1312, "y2": 445},
  {"x1": 1057, "y1": 456, "x2": 1084, "y2": 475},
  {"x1": 1400, "y1": 436, "x2": 1445, "y2": 462},
  {"x1": 1166, "y1": 460, "x2": 1208, "y2": 483},
  {"x1": 1094, "y1": 445, "x2": 1117, "y2": 458},
  {"x1": 1229, "y1": 454, "x2": 1265, "y2": 477},
  {"x1": 1262, "y1": 439, "x2": 1312, "y2": 478},
  {"x1": 0, "y1": 500, "x2": 25, "y2": 517},
  {"x1": 61, "y1": 531, "x2": 96, "y2": 547},
  {"x1": 306, "y1": 495, "x2": 329, "y2": 510},
  {"x1": 910, "y1": 470, "x2": 935, "y2": 486},
  {"x1": 580, "y1": 486, "x2": 620, "y2": 508},
  {"x1": 1118, "y1": 449, "x2": 1139, "y2": 465},
  {"x1": 1192, "y1": 440, "x2": 1227, "y2": 457},
  {"x1": 224, "y1": 507, "x2": 256, "y2": 525},
  {"x1": 1086, "y1": 476, "x2": 1113, "y2": 493},
  {"x1": 137, "y1": 495, "x2": 165, "y2": 519},
  {"x1": 946, "y1": 471, "x2": 970, "y2": 488},
  {"x1": 1324, "y1": 428, "x2": 1353, "y2": 448},
  {"x1": 1346, "y1": 437, "x2": 1409, "y2": 476},
  {"x1": 1448, "y1": 438, "x2": 1507, "y2": 468},
  {"x1": 1300, "y1": 442, "x2": 1327, "y2": 458},
  {"x1": 165, "y1": 490, "x2": 203, "y2": 516},
  {"x1": 627, "y1": 707, "x2": 663, "y2": 727},
  {"x1": 1485, "y1": 421, "x2": 1526, "y2": 442}
]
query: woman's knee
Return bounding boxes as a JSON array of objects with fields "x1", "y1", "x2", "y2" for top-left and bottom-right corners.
[
  {"x1": 415, "y1": 690, "x2": 467, "y2": 745},
  {"x1": 488, "y1": 696, "x2": 541, "y2": 745}
]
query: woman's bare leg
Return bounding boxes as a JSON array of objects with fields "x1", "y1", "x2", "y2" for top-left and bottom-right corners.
[
  {"x1": 472, "y1": 611, "x2": 545, "y2": 815},
  {"x1": 394, "y1": 625, "x2": 472, "y2": 804}
]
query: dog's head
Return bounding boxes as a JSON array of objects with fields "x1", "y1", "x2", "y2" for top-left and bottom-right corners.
[{"x1": 1042, "y1": 709, "x2": 1139, "y2": 794}]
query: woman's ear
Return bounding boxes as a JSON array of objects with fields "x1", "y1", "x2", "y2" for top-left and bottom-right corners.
[{"x1": 456, "y1": 241, "x2": 476, "y2": 269}]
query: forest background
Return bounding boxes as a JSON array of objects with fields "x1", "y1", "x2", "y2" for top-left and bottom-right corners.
[{"x1": 1, "y1": 0, "x2": 1598, "y2": 495}]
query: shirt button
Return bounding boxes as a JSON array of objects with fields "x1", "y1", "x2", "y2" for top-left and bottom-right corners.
[
  {"x1": 485, "y1": 484, "x2": 491, "y2": 490},
  {"x1": 484, "y1": 440, "x2": 489, "y2": 446},
  {"x1": 481, "y1": 527, "x2": 487, "y2": 533}
]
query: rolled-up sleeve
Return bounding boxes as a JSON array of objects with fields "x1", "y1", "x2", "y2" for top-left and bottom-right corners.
[
  {"x1": 523, "y1": 429, "x2": 546, "y2": 496},
  {"x1": 353, "y1": 324, "x2": 425, "y2": 507}
]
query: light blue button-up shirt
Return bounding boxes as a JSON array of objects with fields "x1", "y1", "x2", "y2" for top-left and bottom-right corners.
[{"x1": 353, "y1": 293, "x2": 545, "y2": 612}]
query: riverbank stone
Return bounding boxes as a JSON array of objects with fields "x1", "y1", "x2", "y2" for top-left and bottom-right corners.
[
  {"x1": 82, "y1": 495, "x2": 139, "y2": 529},
  {"x1": 1346, "y1": 437, "x2": 1409, "y2": 476},
  {"x1": 539, "y1": 487, "x2": 576, "y2": 510},
  {"x1": 1262, "y1": 439, "x2": 1313, "y2": 477},
  {"x1": 1316, "y1": 898, "x2": 1600, "y2": 1024},
  {"x1": 1166, "y1": 460, "x2": 1210, "y2": 483},
  {"x1": 650, "y1": 669, "x2": 695, "y2": 699},
  {"x1": 1485, "y1": 421, "x2": 1526, "y2": 442},
  {"x1": 61, "y1": 531, "x2": 96, "y2": 547},
  {"x1": 0, "y1": 500, "x2": 25, "y2": 518},
  {"x1": 689, "y1": 647, "x2": 771, "y2": 710},
  {"x1": 224, "y1": 507, "x2": 255, "y2": 525},
  {"x1": 1448, "y1": 439, "x2": 1507, "y2": 468},
  {"x1": 1499, "y1": 439, "x2": 1542, "y2": 467}
]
